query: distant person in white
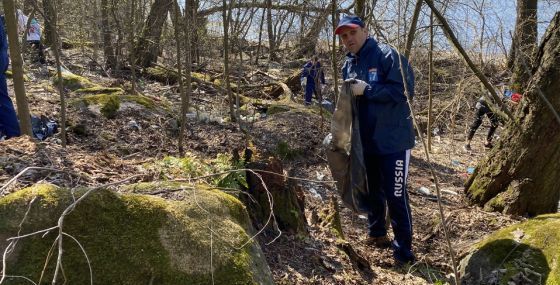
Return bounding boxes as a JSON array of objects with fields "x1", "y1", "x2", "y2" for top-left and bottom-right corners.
[{"x1": 16, "y1": 9, "x2": 45, "y2": 64}]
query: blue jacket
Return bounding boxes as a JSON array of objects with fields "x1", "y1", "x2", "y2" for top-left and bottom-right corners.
[
  {"x1": 301, "y1": 61, "x2": 325, "y2": 86},
  {"x1": 342, "y1": 38, "x2": 415, "y2": 155}
]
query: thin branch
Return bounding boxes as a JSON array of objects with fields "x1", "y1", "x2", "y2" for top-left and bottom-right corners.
[{"x1": 393, "y1": 45, "x2": 460, "y2": 285}]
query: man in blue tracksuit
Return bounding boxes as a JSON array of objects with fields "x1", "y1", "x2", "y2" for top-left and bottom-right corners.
[
  {"x1": 300, "y1": 56, "x2": 326, "y2": 106},
  {"x1": 0, "y1": 15, "x2": 21, "y2": 139},
  {"x1": 335, "y1": 15, "x2": 415, "y2": 265}
]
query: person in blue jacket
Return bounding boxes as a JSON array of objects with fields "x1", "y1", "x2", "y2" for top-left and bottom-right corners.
[
  {"x1": 335, "y1": 15, "x2": 415, "y2": 265},
  {"x1": 0, "y1": 15, "x2": 21, "y2": 139},
  {"x1": 300, "y1": 56, "x2": 326, "y2": 106}
]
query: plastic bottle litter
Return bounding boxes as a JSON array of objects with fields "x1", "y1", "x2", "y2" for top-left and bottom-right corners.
[
  {"x1": 467, "y1": 167, "x2": 475, "y2": 174},
  {"x1": 418, "y1": 186, "x2": 431, "y2": 196}
]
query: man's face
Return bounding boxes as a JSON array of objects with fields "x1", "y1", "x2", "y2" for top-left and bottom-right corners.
[{"x1": 338, "y1": 26, "x2": 368, "y2": 54}]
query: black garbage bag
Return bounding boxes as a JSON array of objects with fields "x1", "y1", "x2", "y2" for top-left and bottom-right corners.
[
  {"x1": 324, "y1": 82, "x2": 368, "y2": 213},
  {"x1": 31, "y1": 115, "x2": 58, "y2": 140}
]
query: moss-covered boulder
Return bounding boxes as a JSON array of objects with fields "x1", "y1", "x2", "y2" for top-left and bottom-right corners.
[
  {"x1": 0, "y1": 183, "x2": 274, "y2": 285},
  {"x1": 267, "y1": 104, "x2": 292, "y2": 116},
  {"x1": 71, "y1": 92, "x2": 162, "y2": 119},
  {"x1": 459, "y1": 214, "x2": 560, "y2": 285},
  {"x1": 51, "y1": 70, "x2": 95, "y2": 91},
  {"x1": 75, "y1": 86, "x2": 125, "y2": 95}
]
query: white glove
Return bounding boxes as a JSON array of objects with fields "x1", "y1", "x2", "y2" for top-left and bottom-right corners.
[
  {"x1": 345, "y1": 79, "x2": 368, "y2": 96},
  {"x1": 301, "y1": 77, "x2": 307, "y2": 87}
]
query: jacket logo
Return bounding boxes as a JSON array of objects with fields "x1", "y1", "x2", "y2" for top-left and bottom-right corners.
[
  {"x1": 394, "y1": 159, "x2": 404, "y2": 197},
  {"x1": 368, "y1": 68, "x2": 378, "y2": 82}
]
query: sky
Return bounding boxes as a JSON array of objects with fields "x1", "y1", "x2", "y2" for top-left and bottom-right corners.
[{"x1": 181, "y1": 0, "x2": 560, "y2": 56}]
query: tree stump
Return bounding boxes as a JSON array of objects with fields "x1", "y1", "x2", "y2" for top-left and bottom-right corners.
[{"x1": 243, "y1": 157, "x2": 307, "y2": 235}]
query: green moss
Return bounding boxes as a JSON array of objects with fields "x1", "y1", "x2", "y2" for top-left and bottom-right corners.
[
  {"x1": 297, "y1": 106, "x2": 333, "y2": 119},
  {"x1": 191, "y1": 72, "x2": 211, "y2": 81},
  {"x1": 274, "y1": 141, "x2": 300, "y2": 160},
  {"x1": 52, "y1": 72, "x2": 94, "y2": 91},
  {"x1": 75, "y1": 86, "x2": 125, "y2": 95},
  {"x1": 0, "y1": 183, "x2": 272, "y2": 285},
  {"x1": 145, "y1": 154, "x2": 247, "y2": 191},
  {"x1": 100, "y1": 94, "x2": 120, "y2": 119},
  {"x1": 5, "y1": 69, "x2": 30, "y2": 81},
  {"x1": 61, "y1": 39, "x2": 95, "y2": 48},
  {"x1": 318, "y1": 200, "x2": 344, "y2": 239},
  {"x1": 121, "y1": 94, "x2": 159, "y2": 109},
  {"x1": 467, "y1": 176, "x2": 492, "y2": 204},
  {"x1": 464, "y1": 214, "x2": 560, "y2": 284},
  {"x1": 212, "y1": 78, "x2": 238, "y2": 90},
  {"x1": 122, "y1": 181, "x2": 187, "y2": 194},
  {"x1": 267, "y1": 104, "x2": 292, "y2": 115},
  {"x1": 484, "y1": 192, "x2": 506, "y2": 212},
  {"x1": 144, "y1": 67, "x2": 180, "y2": 84},
  {"x1": 71, "y1": 92, "x2": 161, "y2": 118}
]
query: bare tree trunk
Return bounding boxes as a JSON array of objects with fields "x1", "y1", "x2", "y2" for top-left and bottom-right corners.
[
  {"x1": 133, "y1": 0, "x2": 173, "y2": 67},
  {"x1": 510, "y1": 0, "x2": 538, "y2": 93},
  {"x1": 299, "y1": 2, "x2": 305, "y2": 40},
  {"x1": 181, "y1": 0, "x2": 193, "y2": 150},
  {"x1": 171, "y1": 0, "x2": 186, "y2": 155},
  {"x1": 465, "y1": 13, "x2": 560, "y2": 216},
  {"x1": 255, "y1": 7, "x2": 265, "y2": 65},
  {"x1": 46, "y1": 0, "x2": 67, "y2": 146},
  {"x1": 292, "y1": 2, "x2": 333, "y2": 59},
  {"x1": 23, "y1": 0, "x2": 34, "y2": 14},
  {"x1": 404, "y1": 0, "x2": 422, "y2": 59},
  {"x1": 266, "y1": 0, "x2": 278, "y2": 62},
  {"x1": 331, "y1": 0, "x2": 338, "y2": 102},
  {"x1": 92, "y1": 0, "x2": 100, "y2": 63},
  {"x1": 2, "y1": 0, "x2": 32, "y2": 136},
  {"x1": 427, "y1": 11, "x2": 434, "y2": 152},
  {"x1": 129, "y1": 0, "x2": 137, "y2": 93},
  {"x1": 110, "y1": 0, "x2": 123, "y2": 71},
  {"x1": 101, "y1": 0, "x2": 116, "y2": 70},
  {"x1": 354, "y1": 0, "x2": 365, "y2": 19},
  {"x1": 223, "y1": 0, "x2": 236, "y2": 122},
  {"x1": 42, "y1": 0, "x2": 54, "y2": 47}
]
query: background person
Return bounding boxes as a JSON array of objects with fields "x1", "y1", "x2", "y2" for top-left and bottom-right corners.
[
  {"x1": 464, "y1": 88, "x2": 521, "y2": 151},
  {"x1": 300, "y1": 56, "x2": 326, "y2": 106},
  {"x1": 16, "y1": 9, "x2": 45, "y2": 64}
]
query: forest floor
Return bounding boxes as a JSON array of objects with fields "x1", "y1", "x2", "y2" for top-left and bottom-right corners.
[{"x1": 0, "y1": 49, "x2": 522, "y2": 284}]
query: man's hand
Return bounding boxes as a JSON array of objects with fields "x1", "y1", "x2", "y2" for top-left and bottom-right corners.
[
  {"x1": 301, "y1": 78, "x2": 307, "y2": 87},
  {"x1": 345, "y1": 79, "x2": 368, "y2": 96}
]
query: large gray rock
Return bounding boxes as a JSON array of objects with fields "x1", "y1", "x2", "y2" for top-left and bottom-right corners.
[
  {"x1": 459, "y1": 214, "x2": 560, "y2": 285},
  {"x1": 0, "y1": 183, "x2": 274, "y2": 285}
]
